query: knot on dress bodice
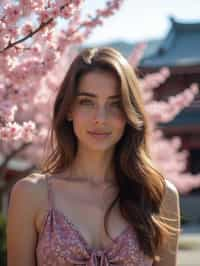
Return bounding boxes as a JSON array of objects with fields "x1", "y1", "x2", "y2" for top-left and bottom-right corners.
[{"x1": 87, "y1": 249, "x2": 110, "y2": 266}]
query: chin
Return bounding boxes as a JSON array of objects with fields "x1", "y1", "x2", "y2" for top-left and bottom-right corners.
[{"x1": 79, "y1": 140, "x2": 116, "y2": 153}]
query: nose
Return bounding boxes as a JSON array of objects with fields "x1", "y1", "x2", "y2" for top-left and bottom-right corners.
[{"x1": 93, "y1": 106, "x2": 108, "y2": 124}]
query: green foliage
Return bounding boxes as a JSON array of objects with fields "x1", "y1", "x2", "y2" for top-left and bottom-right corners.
[{"x1": 0, "y1": 213, "x2": 7, "y2": 266}]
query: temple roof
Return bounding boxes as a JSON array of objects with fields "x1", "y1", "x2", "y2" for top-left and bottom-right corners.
[{"x1": 140, "y1": 17, "x2": 200, "y2": 68}]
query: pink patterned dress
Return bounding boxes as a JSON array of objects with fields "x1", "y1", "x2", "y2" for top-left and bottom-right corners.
[{"x1": 36, "y1": 175, "x2": 153, "y2": 265}]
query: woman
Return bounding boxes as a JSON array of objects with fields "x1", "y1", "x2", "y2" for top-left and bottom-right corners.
[{"x1": 7, "y1": 47, "x2": 180, "y2": 266}]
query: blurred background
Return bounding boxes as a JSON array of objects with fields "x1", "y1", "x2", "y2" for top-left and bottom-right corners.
[{"x1": 0, "y1": 1, "x2": 200, "y2": 265}]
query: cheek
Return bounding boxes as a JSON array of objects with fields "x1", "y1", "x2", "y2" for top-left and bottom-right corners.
[
  {"x1": 116, "y1": 111, "x2": 127, "y2": 125},
  {"x1": 114, "y1": 115, "x2": 127, "y2": 132},
  {"x1": 71, "y1": 110, "x2": 90, "y2": 135},
  {"x1": 73, "y1": 109, "x2": 90, "y2": 122}
]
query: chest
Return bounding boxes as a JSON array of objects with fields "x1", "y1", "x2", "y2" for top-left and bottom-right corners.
[{"x1": 36, "y1": 181, "x2": 130, "y2": 250}]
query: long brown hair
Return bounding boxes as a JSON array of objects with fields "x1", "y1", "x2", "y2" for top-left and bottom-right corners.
[{"x1": 40, "y1": 47, "x2": 171, "y2": 260}]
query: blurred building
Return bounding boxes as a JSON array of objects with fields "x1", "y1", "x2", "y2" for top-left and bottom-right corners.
[
  {"x1": 139, "y1": 17, "x2": 200, "y2": 223},
  {"x1": 139, "y1": 17, "x2": 200, "y2": 179}
]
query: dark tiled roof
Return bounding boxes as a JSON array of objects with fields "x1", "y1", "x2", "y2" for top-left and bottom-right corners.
[{"x1": 140, "y1": 17, "x2": 200, "y2": 67}]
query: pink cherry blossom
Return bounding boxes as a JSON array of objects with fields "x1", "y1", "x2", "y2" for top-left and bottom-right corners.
[
  {"x1": 21, "y1": 23, "x2": 33, "y2": 36},
  {"x1": 0, "y1": 122, "x2": 22, "y2": 141},
  {"x1": 0, "y1": 100, "x2": 18, "y2": 124},
  {"x1": 3, "y1": 4, "x2": 22, "y2": 24},
  {"x1": 21, "y1": 121, "x2": 36, "y2": 142},
  {"x1": 38, "y1": 10, "x2": 51, "y2": 23}
]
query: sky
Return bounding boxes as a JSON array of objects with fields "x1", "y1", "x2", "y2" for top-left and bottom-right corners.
[{"x1": 82, "y1": 0, "x2": 200, "y2": 45}]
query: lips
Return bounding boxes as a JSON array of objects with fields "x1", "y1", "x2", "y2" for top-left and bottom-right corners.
[{"x1": 88, "y1": 131, "x2": 111, "y2": 135}]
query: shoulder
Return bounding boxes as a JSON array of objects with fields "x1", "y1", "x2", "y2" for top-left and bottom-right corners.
[
  {"x1": 160, "y1": 179, "x2": 180, "y2": 225},
  {"x1": 153, "y1": 180, "x2": 180, "y2": 266},
  {"x1": 163, "y1": 179, "x2": 179, "y2": 205},
  {"x1": 9, "y1": 172, "x2": 49, "y2": 218},
  {"x1": 164, "y1": 179, "x2": 179, "y2": 201},
  {"x1": 11, "y1": 172, "x2": 47, "y2": 198},
  {"x1": 7, "y1": 173, "x2": 49, "y2": 265}
]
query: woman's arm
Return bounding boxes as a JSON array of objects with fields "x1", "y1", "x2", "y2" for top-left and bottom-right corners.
[
  {"x1": 153, "y1": 180, "x2": 181, "y2": 266},
  {"x1": 7, "y1": 175, "x2": 40, "y2": 266}
]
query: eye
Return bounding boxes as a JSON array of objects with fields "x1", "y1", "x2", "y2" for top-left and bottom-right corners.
[
  {"x1": 79, "y1": 99, "x2": 93, "y2": 105},
  {"x1": 111, "y1": 101, "x2": 122, "y2": 108}
]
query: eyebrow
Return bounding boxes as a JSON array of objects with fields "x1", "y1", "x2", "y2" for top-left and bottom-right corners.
[{"x1": 77, "y1": 92, "x2": 120, "y2": 99}]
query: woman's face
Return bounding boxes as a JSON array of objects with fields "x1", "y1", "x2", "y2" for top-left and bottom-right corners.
[{"x1": 69, "y1": 70, "x2": 127, "y2": 152}]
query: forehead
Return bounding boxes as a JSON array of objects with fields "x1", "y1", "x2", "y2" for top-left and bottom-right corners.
[{"x1": 77, "y1": 70, "x2": 120, "y2": 97}]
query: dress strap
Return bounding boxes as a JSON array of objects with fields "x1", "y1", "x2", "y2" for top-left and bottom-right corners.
[{"x1": 45, "y1": 174, "x2": 54, "y2": 209}]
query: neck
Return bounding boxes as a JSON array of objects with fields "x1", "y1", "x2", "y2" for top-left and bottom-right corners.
[{"x1": 67, "y1": 147, "x2": 116, "y2": 186}]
